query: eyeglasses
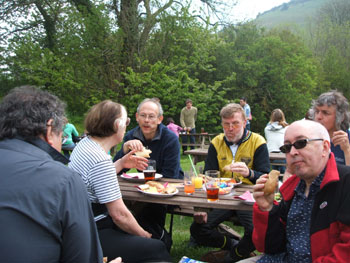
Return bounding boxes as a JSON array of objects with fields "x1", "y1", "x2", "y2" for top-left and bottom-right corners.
[
  {"x1": 222, "y1": 122, "x2": 241, "y2": 129},
  {"x1": 139, "y1": 113, "x2": 157, "y2": 121},
  {"x1": 279, "y1": 138, "x2": 323, "y2": 153}
]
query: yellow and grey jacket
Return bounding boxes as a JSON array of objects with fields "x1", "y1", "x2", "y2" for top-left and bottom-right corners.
[{"x1": 204, "y1": 130, "x2": 270, "y2": 185}]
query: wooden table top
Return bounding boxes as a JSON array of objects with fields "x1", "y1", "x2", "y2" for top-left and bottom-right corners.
[{"x1": 118, "y1": 176, "x2": 254, "y2": 211}]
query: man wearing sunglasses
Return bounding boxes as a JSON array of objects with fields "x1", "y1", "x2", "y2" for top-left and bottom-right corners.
[
  {"x1": 190, "y1": 103, "x2": 270, "y2": 262},
  {"x1": 252, "y1": 120, "x2": 350, "y2": 263},
  {"x1": 312, "y1": 90, "x2": 350, "y2": 165}
]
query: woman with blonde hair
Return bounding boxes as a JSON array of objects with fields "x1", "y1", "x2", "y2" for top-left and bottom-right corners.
[{"x1": 264, "y1": 109, "x2": 288, "y2": 173}]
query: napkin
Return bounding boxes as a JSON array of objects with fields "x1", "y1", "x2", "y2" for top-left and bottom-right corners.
[
  {"x1": 235, "y1": 190, "x2": 255, "y2": 202},
  {"x1": 122, "y1": 173, "x2": 139, "y2": 179}
]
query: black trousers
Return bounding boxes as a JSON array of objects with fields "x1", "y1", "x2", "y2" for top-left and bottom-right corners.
[
  {"x1": 96, "y1": 216, "x2": 172, "y2": 263},
  {"x1": 190, "y1": 208, "x2": 255, "y2": 256}
]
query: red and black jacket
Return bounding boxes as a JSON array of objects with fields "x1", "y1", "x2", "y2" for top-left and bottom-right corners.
[{"x1": 253, "y1": 153, "x2": 350, "y2": 262}]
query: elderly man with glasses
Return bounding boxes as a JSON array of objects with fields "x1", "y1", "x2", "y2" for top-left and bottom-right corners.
[
  {"x1": 113, "y1": 98, "x2": 183, "y2": 251},
  {"x1": 251, "y1": 120, "x2": 350, "y2": 263},
  {"x1": 190, "y1": 103, "x2": 270, "y2": 262}
]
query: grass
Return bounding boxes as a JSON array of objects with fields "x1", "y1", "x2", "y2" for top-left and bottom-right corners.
[{"x1": 166, "y1": 214, "x2": 244, "y2": 262}]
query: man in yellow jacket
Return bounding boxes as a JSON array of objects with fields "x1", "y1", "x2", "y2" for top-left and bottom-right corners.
[{"x1": 190, "y1": 103, "x2": 270, "y2": 262}]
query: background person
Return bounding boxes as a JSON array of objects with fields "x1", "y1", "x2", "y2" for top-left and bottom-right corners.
[
  {"x1": 312, "y1": 90, "x2": 350, "y2": 165},
  {"x1": 252, "y1": 120, "x2": 350, "y2": 263},
  {"x1": 180, "y1": 98, "x2": 198, "y2": 153},
  {"x1": 166, "y1": 117, "x2": 183, "y2": 137},
  {"x1": 69, "y1": 100, "x2": 171, "y2": 262},
  {"x1": 0, "y1": 86, "x2": 102, "y2": 262},
  {"x1": 264, "y1": 108, "x2": 288, "y2": 173},
  {"x1": 190, "y1": 103, "x2": 270, "y2": 262},
  {"x1": 240, "y1": 97, "x2": 252, "y2": 130},
  {"x1": 114, "y1": 98, "x2": 183, "y2": 251},
  {"x1": 61, "y1": 117, "x2": 79, "y2": 158}
]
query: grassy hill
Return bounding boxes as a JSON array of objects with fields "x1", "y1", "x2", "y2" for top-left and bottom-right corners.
[{"x1": 255, "y1": 0, "x2": 329, "y2": 30}]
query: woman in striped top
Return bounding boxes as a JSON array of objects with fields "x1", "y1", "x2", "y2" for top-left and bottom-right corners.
[{"x1": 69, "y1": 100, "x2": 172, "y2": 262}]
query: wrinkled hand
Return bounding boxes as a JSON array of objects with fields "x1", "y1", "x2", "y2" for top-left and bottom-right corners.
[
  {"x1": 193, "y1": 212, "x2": 207, "y2": 224},
  {"x1": 332, "y1": 130, "x2": 350, "y2": 153},
  {"x1": 227, "y1": 162, "x2": 249, "y2": 177},
  {"x1": 120, "y1": 150, "x2": 148, "y2": 171},
  {"x1": 123, "y1": 139, "x2": 144, "y2": 153},
  {"x1": 253, "y1": 174, "x2": 275, "y2": 212}
]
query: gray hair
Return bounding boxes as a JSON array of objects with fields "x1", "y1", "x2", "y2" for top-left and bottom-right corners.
[
  {"x1": 0, "y1": 86, "x2": 66, "y2": 140},
  {"x1": 312, "y1": 90, "x2": 350, "y2": 131},
  {"x1": 137, "y1": 98, "x2": 163, "y2": 116}
]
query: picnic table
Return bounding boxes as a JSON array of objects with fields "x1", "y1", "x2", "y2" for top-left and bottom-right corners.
[
  {"x1": 180, "y1": 133, "x2": 216, "y2": 149},
  {"x1": 118, "y1": 176, "x2": 254, "y2": 237},
  {"x1": 184, "y1": 148, "x2": 286, "y2": 166}
]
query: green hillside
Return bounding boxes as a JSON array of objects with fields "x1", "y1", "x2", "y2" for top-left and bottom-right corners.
[{"x1": 255, "y1": 0, "x2": 329, "y2": 30}]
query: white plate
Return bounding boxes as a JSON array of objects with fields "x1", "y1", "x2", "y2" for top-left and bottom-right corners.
[
  {"x1": 120, "y1": 173, "x2": 162, "y2": 182},
  {"x1": 137, "y1": 188, "x2": 179, "y2": 197}
]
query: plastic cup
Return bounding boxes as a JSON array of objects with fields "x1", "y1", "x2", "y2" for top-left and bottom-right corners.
[
  {"x1": 184, "y1": 172, "x2": 195, "y2": 195},
  {"x1": 143, "y1": 159, "x2": 156, "y2": 182}
]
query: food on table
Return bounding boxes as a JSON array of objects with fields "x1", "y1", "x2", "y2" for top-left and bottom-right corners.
[
  {"x1": 134, "y1": 147, "x2": 152, "y2": 158},
  {"x1": 263, "y1": 170, "x2": 280, "y2": 196},
  {"x1": 138, "y1": 181, "x2": 177, "y2": 194}
]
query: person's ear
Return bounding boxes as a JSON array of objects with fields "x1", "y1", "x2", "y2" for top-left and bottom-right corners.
[
  {"x1": 157, "y1": 115, "x2": 163, "y2": 124},
  {"x1": 45, "y1": 119, "x2": 55, "y2": 146},
  {"x1": 322, "y1": 140, "x2": 331, "y2": 156}
]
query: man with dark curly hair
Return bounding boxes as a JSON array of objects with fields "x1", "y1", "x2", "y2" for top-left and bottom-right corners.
[{"x1": 0, "y1": 86, "x2": 102, "y2": 262}]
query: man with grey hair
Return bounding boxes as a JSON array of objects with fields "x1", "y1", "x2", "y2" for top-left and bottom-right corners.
[
  {"x1": 114, "y1": 98, "x2": 183, "y2": 251},
  {"x1": 252, "y1": 120, "x2": 350, "y2": 263},
  {"x1": 312, "y1": 90, "x2": 350, "y2": 165},
  {"x1": 0, "y1": 86, "x2": 102, "y2": 262}
]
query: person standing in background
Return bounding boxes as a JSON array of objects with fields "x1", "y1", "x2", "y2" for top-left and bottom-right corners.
[
  {"x1": 240, "y1": 97, "x2": 252, "y2": 130},
  {"x1": 264, "y1": 109, "x2": 288, "y2": 173},
  {"x1": 312, "y1": 90, "x2": 350, "y2": 165},
  {"x1": 62, "y1": 117, "x2": 79, "y2": 158},
  {"x1": 180, "y1": 99, "x2": 198, "y2": 153},
  {"x1": 166, "y1": 117, "x2": 183, "y2": 137}
]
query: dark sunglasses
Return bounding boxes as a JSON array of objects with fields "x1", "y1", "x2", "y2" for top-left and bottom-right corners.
[{"x1": 279, "y1": 138, "x2": 323, "y2": 153}]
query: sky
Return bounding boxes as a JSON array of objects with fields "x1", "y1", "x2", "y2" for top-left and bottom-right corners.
[
  {"x1": 231, "y1": 0, "x2": 291, "y2": 21},
  {"x1": 193, "y1": 0, "x2": 291, "y2": 23}
]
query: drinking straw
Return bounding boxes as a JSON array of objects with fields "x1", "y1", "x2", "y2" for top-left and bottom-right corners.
[{"x1": 188, "y1": 155, "x2": 198, "y2": 177}]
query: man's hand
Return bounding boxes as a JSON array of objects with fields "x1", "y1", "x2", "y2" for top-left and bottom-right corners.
[
  {"x1": 123, "y1": 139, "x2": 144, "y2": 154},
  {"x1": 193, "y1": 212, "x2": 207, "y2": 224},
  {"x1": 226, "y1": 161, "x2": 250, "y2": 177},
  {"x1": 253, "y1": 174, "x2": 274, "y2": 212}
]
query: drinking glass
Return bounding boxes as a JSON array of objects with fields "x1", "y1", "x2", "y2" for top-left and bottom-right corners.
[
  {"x1": 205, "y1": 178, "x2": 219, "y2": 202},
  {"x1": 184, "y1": 172, "x2": 195, "y2": 195},
  {"x1": 143, "y1": 159, "x2": 156, "y2": 182}
]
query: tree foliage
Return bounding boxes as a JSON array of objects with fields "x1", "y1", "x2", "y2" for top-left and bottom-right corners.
[{"x1": 1, "y1": 0, "x2": 345, "y2": 135}]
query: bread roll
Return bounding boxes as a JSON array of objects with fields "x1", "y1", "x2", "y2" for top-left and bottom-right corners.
[
  {"x1": 134, "y1": 147, "x2": 152, "y2": 158},
  {"x1": 264, "y1": 170, "x2": 280, "y2": 196},
  {"x1": 146, "y1": 181, "x2": 164, "y2": 192}
]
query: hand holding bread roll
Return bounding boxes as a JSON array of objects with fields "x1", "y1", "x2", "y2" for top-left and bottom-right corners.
[
  {"x1": 263, "y1": 170, "x2": 280, "y2": 196},
  {"x1": 134, "y1": 147, "x2": 152, "y2": 158}
]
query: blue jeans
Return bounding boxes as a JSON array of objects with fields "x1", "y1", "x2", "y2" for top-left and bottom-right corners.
[{"x1": 182, "y1": 128, "x2": 196, "y2": 152}]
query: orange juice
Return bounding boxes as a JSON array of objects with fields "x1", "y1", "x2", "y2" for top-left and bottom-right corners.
[
  {"x1": 193, "y1": 177, "x2": 203, "y2": 189},
  {"x1": 184, "y1": 183, "x2": 195, "y2": 195}
]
